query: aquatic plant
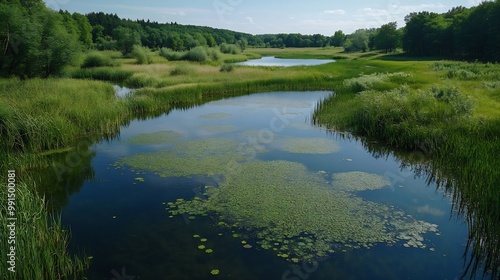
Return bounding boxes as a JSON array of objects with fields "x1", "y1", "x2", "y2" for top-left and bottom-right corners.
[
  {"x1": 168, "y1": 160, "x2": 439, "y2": 262},
  {"x1": 126, "y1": 131, "x2": 183, "y2": 145},
  {"x1": 278, "y1": 137, "x2": 340, "y2": 154},
  {"x1": 118, "y1": 138, "x2": 250, "y2": 177},
  {"x1": 210, "y1": 269, "x2": 220, "y2": 275},
  {"x1": 331, "y1": 171, "x2": 390, "y2": 192},
  {"x1": 199, "y1": 124, "x2": 238, "y2": 134}
]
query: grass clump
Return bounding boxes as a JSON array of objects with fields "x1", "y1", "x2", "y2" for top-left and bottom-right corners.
[
  {"x1": 70, "y1": 67, "x2": 133, "y2": 82},
  {"x1": 81, "y1": 52, "x2": 117, "y2": 68},
  {"x1": 0, "y1": 180, "x2": 90, "y2": 279},
  {"x1": 220, "y1": 63, "x2": 234, "y2": 72},
  {"x1": 132, "y1": 45, "x2": 153, "y2": 65},
  {"x1": 170, "y1": 64, "x2": 194, "y2": 76},
  {"x1": 343, "y1": 72, "x2": 410, "y2": 93}
]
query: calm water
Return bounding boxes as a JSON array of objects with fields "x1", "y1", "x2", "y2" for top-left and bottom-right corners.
[
  {"x1": 53, "y1": 91, "x2": 484, "y2": 279},
  {"x1": 234, "y1": 56, "x2": 335, "y2": 67}
]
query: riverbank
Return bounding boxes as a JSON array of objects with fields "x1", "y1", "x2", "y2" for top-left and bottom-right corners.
[{"x1": 1, "y1": 47, "x2": 499, "y2": 278}]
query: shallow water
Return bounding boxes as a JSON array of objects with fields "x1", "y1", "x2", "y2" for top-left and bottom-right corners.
[
  {"x1": 51, "y1": 91, "x2": 486, "y2": 279},
  {"x1": 234, "y1": 56, "x2": 335, "y2": 67}
]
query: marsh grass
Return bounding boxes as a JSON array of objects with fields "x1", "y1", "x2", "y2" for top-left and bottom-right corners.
[
  {"x1": 0, "y1": 78, "x2": 127, "y2": 156},
  {"x1": 0, "y1": 179, "x2": 90, "y2": 279},
  {"x1": 70, "y1": 67, "x2": 133, "y2": 82}
]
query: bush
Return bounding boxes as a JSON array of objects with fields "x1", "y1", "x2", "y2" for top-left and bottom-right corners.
[
  {"x1": 430, "y1": 86, "x2": 474, "y2": 116},
  {"x1": 159, "y1": 48, "x2": 185, "y2": 61},
  {"x1": 209, "y1": 48, "x2": 221, "y2": 61},
  {"x1": 220, "y1": 63, "x2": 234, "y2": 73},
  {"x1": 132, "y1": 45, "x2": 153, "y2": 65},
  {"x1": 184, "y1": 46, "x2": 208, "y2": 62},
  {"x1": 81, "y1": 52, "x2": 116, "y2": 68},
  {"x1": 220, "y1": 43, "x2": 240, "y2": 54}
]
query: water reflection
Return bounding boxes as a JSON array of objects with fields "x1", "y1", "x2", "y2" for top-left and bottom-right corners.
[
  {"x1": 323, "y1": 130, "x2": 500, "y2": 279},
  {"x1": 234, "y1": 56, "x2": 336, "y2": 67}
]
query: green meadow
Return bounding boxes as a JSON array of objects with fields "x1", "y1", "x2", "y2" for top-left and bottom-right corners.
[{"x1": 1, "y1": 47, "x2": 500, "y2": 277}]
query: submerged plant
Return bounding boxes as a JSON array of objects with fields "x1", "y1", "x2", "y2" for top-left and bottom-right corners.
[{"x1": 126, "y1": 130, "x2": 183, "y2": 145}]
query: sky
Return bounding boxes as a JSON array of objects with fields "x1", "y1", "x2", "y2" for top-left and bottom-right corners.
[{"x1": 43, "y1": 0, "x2": 490, "y2": 35}]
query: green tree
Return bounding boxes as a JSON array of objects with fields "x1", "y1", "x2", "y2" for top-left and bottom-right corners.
[
  {"x1": 374, "y1": 22, "x2": 400, "y2": 53},
  {"x1": 331, "y1": 30, "x2": 346, "y2": 47},
  {"x1": 344, "y1": 29, "x2": 369, "y2": 52},
  {"x1": 0, "y1": 0, "x2": 81, "y2": 77},
  {"x1": 113, "y1": 26, "x2": 140, "y2": 54},
  {"x1": 72, "y1": 12, "x2": 93, "y2": 48}
]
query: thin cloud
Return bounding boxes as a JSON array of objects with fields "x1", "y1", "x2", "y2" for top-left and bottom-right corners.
[
  {"x1": 246, "y1": 16, "x2": 255, "y2": 24},
  {"x1": 323, "y1": 9, "x2": 346, "y2": 15}
]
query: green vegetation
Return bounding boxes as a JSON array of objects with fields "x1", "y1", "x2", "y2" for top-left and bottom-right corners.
[
  {"x1": 278, "y1": 137, "x2": 340, "y2": 154},
  {"x1": 0, "y1": 180, "x2": 90, "y2": 279},
  {"x1": 126, "y1": 131, "x2": 183, "y2": 145},
  {"x1": 166, "y1": 160, "x2": 439, "y2": 262}
]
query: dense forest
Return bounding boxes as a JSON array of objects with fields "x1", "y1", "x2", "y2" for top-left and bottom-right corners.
[{"x1": 1, "y1": 0, "x2": 500, "y2": 78}]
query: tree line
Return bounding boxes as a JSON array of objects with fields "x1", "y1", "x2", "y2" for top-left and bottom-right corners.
[{"x1": 1, "y1": 0, "x2": 499, "y2": 78}]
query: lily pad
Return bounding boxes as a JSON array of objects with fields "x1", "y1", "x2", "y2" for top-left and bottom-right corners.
[{"x1": 210, "y1": 269, "x2": 220, "y2": 275}]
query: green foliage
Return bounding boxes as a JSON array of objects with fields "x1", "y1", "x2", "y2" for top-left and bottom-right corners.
[
  {"x1": 220, "y1": 43, "x2": 240, "y2": 54},
  {"x1": 403, "y1": 2, "x2": 500, "y2": 61},
  {"x1": 184, "y1": 46, "x2": 208, "y2": 62},
  {"x1": 0, "y1": 1, "x2": 82, "y2": 78},
  {"x1": 0, "y1": 180, "x2": 90, "y2": 280},
  {"x1": 81, "y1": 52, "x2": 116, "y2": 68},
  {"x1": 344, "y1": 29, "x2": 370, "y2": 52},
  {"x1": 170, "y1": 64, "x2": 194, "y2": 76},
  {"x1": 70, "y1": 67, "x2": 133, "y2": 82},
  {"x1": 132, "y1": 45, "x2": 153, "y2": 64},
  {"x1": 219, "y1": 63, "x2": 234, "y2": 73},
  {"x1": 113, "y1": 26, "x2": 141, "y2": 54},
  {"x1": 373, "y1": 22, "x2": 401, "y2": 53},
  {"x1": 159, "y1": 48, "x2": 185, "y2": 61}
]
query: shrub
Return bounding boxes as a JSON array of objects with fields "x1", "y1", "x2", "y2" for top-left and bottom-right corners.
[
  {"x1": 209, "y1": 48, "x2": 221, "y2": 61},
  {"x1": 184, "y1": 46, "x2": 208, "y2": 62},
  {"x1": 132, "y1": 45, "x2": 153, "y2": 65},
  {"x1": 159, "y1": 48, "x2": 185, "y2": 61},
  {"x1": 220, "y1": 63, "x2": 234, "y2": 73},
  {"x1": 220, "y1": 43, "x2": 240, "y2": 54},
  {"x1": 81, "y1": 52, "x2": 116, "y2": 68}
]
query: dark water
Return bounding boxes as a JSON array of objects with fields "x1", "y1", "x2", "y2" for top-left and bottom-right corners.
[
  {"x1": 234, "y1": 56, "x2": 335, "y2": 67},
  {"x1": 49, "y1": 91, "x2": 487, "y2": 279}
]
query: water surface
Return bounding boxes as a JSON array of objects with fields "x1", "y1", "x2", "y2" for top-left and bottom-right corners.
[
  {"x1": 51, "y1": 91, "x2": 484, "y2": 279},
  {"x1": 234, "y1": 56, "x2": 335, "y2": 67}
]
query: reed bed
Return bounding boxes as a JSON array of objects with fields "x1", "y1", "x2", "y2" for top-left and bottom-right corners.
[{"x1": 0, "y1": 179, "x2": 90, "y2": 279}]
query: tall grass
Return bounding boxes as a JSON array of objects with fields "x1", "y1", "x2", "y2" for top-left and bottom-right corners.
[
  {"x1": 0, "y1": 179, "x2": 90, "y2": 279},
  {"x1": 0, "y1": 78, "x2": 128, "y2": 156},
  {"x1": 69, "y1": 67, "x2": 133, "y2": 82},
  {"x1": 313, "y1": 65, "x2": 500, "y2": 279}
]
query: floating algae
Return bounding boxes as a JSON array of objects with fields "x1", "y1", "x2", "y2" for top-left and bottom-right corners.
[
  {"x1": 117, "y1": 138, "x2": 250, "y2": 177},
  {"x1": 199, "y1": 113, "x2": 232, "y2": 119},
  {"x1": 126, "y1": 130, "x2": 183, "y2": 145},
  {"x1": 199, "y1": 124, "x2": 238, "y2": 134},
  {"x1": 278, "y1": 137, "x2": 340, "y2": 154},
  {"x1": 331, "y1": 171, "x2": 391, "y2": 192},
  {"x1": 168, "y1": 160, "x2": 438, "y2": 262}
]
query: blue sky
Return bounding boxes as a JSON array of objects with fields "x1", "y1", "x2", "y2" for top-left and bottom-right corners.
[{"x1": 43, "y1": 0, "x2": 489, "y2": 35}]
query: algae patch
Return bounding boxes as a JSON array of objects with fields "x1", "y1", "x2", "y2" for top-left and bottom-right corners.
[
  {"x1": 117, "y1": 138, "x2": 249, "y2": 177},
  {"x1": 168, "y1": 160, "x2": 438, "y2": 262},
  {"x1": 331, "y1": 171, "x2": 391, "y2": 192},
  {"x1": 126, "y1": 130, "x2": 183, "y2": 145},
  {"x1": 278, "y1": 137, "x2": 340, "y2": 154}
]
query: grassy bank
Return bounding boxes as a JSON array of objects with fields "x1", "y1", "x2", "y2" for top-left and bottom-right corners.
[
  {"x1": 0, "y1": 178, "x2": 90, "y2": 279},
  {"x1": 313, "y1": 59, "x2": 500, "y2": 277}
]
